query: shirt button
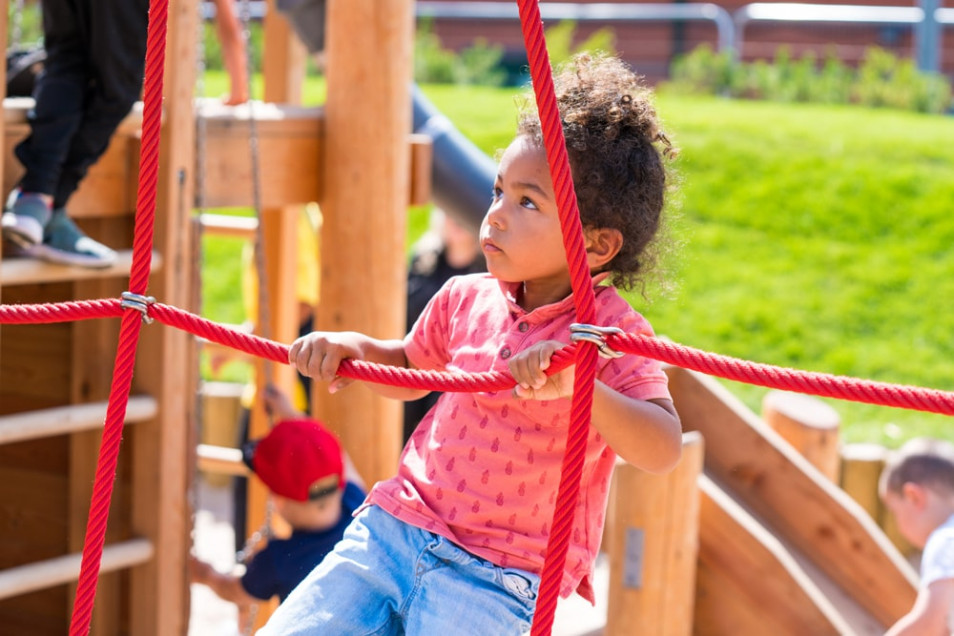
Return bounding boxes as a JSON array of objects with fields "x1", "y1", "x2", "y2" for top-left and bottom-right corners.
[
  {"x1": 518, "y1": 322, "x2": 529, "y2": 333},
  {"x1": 500, "y1": 347, "x2": 511, "y2": 359}
]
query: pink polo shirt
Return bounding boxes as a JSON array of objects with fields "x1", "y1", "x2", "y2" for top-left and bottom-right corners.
[{"x1": 365, "y1": 273, "x2": 671, "y2": 601}]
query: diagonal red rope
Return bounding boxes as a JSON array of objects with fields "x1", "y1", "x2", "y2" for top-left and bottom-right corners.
[
  {"x1": 514, "y1": 2, "x2": 601, "y2": 633},
  {"x1": 68, "y1": 0, "x2": 168, "y2": 632}
]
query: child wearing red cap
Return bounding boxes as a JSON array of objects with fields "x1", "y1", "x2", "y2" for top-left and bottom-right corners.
[{"x1": 190, "y1": 399, "x2": 365, "y2": 629}]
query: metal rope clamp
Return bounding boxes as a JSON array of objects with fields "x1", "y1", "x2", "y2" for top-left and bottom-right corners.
[
  {"x1": 121, "y1": 292, "x2": 156, "y2": 324},
  {"x1": 570, "y1": 323, "x2": 625, "y2": 359}
]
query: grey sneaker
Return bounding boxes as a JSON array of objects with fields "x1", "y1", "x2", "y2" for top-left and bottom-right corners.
[
  {"x1": 25, "y1": 210, "x2": 118, "y2": 269},
  {"x1": 1, "y1": 190, "x2": 52, "y2": 247}
]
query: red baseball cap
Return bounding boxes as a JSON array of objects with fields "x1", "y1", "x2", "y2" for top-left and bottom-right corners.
[{"x1": 242, "y1": 418, "x2": 344, "y2": 502}]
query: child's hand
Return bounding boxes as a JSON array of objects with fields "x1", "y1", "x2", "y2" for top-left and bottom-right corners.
[
  {"x1": 189, "y1": 555, "x2": 213, "y2": 584},
  {"x1": 509, "y1": 340, "x2": 573, "y2": 401},
  {"x1": 288, "y1": 331, "x2": 364, "y2": 393}
]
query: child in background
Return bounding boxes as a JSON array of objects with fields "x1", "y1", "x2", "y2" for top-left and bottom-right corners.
[
  {"x1": 263, "y1": 53, "x2": 682, "y2": 635},
  {"x1": 881, "y1": 437, "x2": 954, "y2": 635},
  {"x1": 191, "y1": 386, "x2": 365, "y2": 632}
]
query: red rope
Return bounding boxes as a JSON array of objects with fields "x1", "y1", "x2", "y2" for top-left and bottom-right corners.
[
  {"x1": 68, "y1": 0, "x2": 168, "y2": 632},
  {"x1": 513, "y1": 2, "x2": 601, "y2": 632}
]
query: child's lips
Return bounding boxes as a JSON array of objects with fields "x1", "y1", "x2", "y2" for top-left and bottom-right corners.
[{"x1": 481, "y1": 238, "x2": 502, "y2": 254}]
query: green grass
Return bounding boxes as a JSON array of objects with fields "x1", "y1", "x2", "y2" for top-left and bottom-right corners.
[{"x1": 199, "y1": 73, "x2": 954, "y2": 446}]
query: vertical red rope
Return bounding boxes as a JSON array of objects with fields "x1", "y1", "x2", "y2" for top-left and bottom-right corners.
[
  {"x1": 68, "y1": 0, "x2": 168, "y2": 632},
  {"x1": 515, "y1": 2, "x2": 599, "y2": 634}
]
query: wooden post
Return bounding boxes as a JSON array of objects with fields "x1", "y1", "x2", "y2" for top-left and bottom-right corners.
[
  {"x1": 605, "y1": 432, "x2": 704, "y2": 636},
  {"x1": 762, "y1": 390, "x2": 841, "y2": 482},
  {"x1": 129, "y1": 0, "x2": 198, "y2": 632},
  {"x1": 839, "y1": 442, "x2": 886, "y2": 521},
  {"x1": 316, "y1": 0, "x2": 413, "y2": 484}
]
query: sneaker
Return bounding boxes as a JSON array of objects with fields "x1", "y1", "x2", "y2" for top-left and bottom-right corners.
[
  {"x1": 25, "y1": 210, "x2": 118, "y2": 269},
  {"x1": 1, "y1": 190, "x2": 52, "y2": 247}
]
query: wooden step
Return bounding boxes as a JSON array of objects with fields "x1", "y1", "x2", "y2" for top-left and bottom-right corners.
[
  {"x1": 0, "y1": 249, "x2": 162, "y2": 286},
  {"x1": 0, "y1": 538, "x2": 153, "y2": 601},
  {"x1": 0, "y1": 395, "x2": 158, "y2": 446}
]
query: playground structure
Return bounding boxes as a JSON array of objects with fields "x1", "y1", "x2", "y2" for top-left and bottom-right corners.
[{"x1": 0, "y1": 0, "x2": 932, "y2": 633}]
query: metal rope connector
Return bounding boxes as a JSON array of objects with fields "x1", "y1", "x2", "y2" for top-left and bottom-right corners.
[
  {"x1": 121, "y1": 292, "x2": 156, "y2": 324},
  {"x1": 570, "y1": 323, "x2": 625, "y2": 359}
]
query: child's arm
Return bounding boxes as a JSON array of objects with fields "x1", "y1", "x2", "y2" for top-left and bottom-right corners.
[
  {"x1": 289, "y1": 331, "x2": 430, "y2": 401},
  {"x1": 189, "y1": 555, "x2": 258, "y2": 609},
  {"x1": 509, "y1": 340, "x2": 682, "y2": 474},
  {"x1": 885, "y1": 578, "x2": 954, "y2": 635}
]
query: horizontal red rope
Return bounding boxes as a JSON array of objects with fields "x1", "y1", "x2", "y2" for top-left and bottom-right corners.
[{"x1": 5, "y1": 298, "x2": 954, "y2": 416}]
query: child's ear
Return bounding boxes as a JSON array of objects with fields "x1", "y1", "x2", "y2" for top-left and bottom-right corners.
[
  {"x1": 902, "y1": 482, "x2": 928, "y2": 509},
  {"x1": 584, "y1": 228, "x2": 623, "y2": 271}
]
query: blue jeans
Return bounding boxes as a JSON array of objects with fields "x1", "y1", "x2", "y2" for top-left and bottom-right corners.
[{"x1": 256, "y1": 505, "x2": 540, "y2": 635}]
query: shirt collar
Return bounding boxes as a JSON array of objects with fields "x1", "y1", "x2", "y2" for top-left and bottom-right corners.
[{"x1": 498, "y1": 272, "x2": 613, "y2": 322}]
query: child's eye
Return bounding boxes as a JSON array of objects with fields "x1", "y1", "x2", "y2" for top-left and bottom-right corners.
[
  {"x1": 491, "y1": 187, "x2": 502, "y2": 201},
  {"x1": 521, "y1": 196, "x2": 538, "y2": 210}
]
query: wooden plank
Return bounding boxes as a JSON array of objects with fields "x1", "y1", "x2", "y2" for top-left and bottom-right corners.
[
  {"x1": 194, "y1": 103, "x2": 431, "y2": 210},
  {"x1": 0, "y1": 538, "x2": 153, "y2": 601},
  {"x1": 605, "y1": 432, "x2": 704, "y2": 636},
  {"x1": 763, "y1": 389, "x2": 841, "y2": 481},
  {"x1": 316, "y1": 0, "x2": 412, "y2": 486},
  {"x1": 666, "y1": 366, "x2": 917, "y2": 628},
  {"x1": 0, "y1": 249, "x2": 162, "y2": 286},
  {"x1": 695, "y1": 475, "x2": 850, "y2": 635},
  {"x1": 0, "y1": 396, "x2": 157, "y2": 445}
]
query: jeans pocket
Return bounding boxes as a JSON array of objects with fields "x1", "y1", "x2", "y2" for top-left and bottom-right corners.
[{"x1": 500, "y1": 569, "x2": 538, "y2": 602}]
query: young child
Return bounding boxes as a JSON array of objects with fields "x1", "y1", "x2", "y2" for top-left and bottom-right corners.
[
  {"x1": 261, "y1": 53, "x2": 682, "y2": 635},
  {"x1": 880, "y1": 437, "x2": 954, "y2": 635},
  {"x1": 190, "y1": 406, "x2": 365, "y2": 631}
]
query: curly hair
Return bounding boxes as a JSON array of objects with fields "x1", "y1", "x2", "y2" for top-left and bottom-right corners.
[{"x1": 517, "y1": 53, "x2": 676, "y2": 291}]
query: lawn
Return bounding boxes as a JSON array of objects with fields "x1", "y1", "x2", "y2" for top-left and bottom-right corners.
[{"x1": 199, "y1": 72, "x2": 954, "y2": 447}]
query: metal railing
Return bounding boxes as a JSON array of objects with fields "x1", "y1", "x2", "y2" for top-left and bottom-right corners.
[{"x1": 199, "y1": 1, "x2": 954, "y2": 73}]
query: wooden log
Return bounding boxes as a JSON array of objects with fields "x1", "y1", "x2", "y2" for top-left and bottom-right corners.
[
  {"x1": 695, "y1": 474, "x2": 851, "y2": 636},
  {"x1": 839, "y1": 442, "x2": 886, "y2": 522},
  {"x1": 317, "y1": 0, "x2": 413, "y2": 485},
  {"x1": 763, "y1": 390, "x2": 841, "y2": 481},
  {"x1": 605, "y1": 432, "x2": 704, "y2": 636},
  {"x1": 667, "y1": 366, "x2": 917, "y2": 629}
]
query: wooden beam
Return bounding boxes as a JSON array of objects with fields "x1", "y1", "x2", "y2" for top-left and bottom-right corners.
[
  {"x1": 0, "y1": 538, "x2": 153, "y2": 601},
  {"x1": 194, "y1": 101, "x2": 431, "y2": 210},
  {"x1": 667, "y1": 366, "x2": 917, "y2": 628},
  {"x1": 317, "y1": 0, "x2": 412, "y2": 486},
  {"x1": 606, "y1": 432, "x2": 704, "y2": 636},
  {"x1": 129, "y1": 0, "x2": 198, "y2": 632},
  {"x1": 0, "y1": 396, "x2": 157, "y2": 445}
]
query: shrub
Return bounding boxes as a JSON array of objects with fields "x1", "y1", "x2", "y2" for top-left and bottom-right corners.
[{"x1": 664, "y1": 43, "x2": 952, "y2": 114}]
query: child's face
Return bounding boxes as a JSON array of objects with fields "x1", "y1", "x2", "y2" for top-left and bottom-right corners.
[
  {"x1": 882, "y1": 484, "x2": 932, "y2": 549},
  {"x1": 480, "y1": 136, "x2": 572, "y2": 303}
]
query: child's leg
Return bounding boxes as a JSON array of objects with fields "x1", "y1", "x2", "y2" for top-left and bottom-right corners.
[
  {"x1": 257, "y1": 506, "x2": 412, "y2": 636},
  {"x1": 402, "y1": 535, "x2": 539, "y2": 636}
]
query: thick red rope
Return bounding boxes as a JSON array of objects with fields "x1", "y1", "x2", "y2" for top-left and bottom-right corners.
[
  {"x1": 68, "y1": 0, "x2": 168, "y2": 631},
  {"x1": 513, "y1": 2, "x2": 600, "y2": 632}
]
